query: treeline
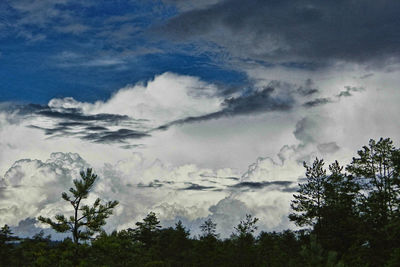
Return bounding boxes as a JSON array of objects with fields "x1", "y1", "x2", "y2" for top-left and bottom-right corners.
[{"x1": 1, "y1": 138, "x2": 400, "y2": 266}]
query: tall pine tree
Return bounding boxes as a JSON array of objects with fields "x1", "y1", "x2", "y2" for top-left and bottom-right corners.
[{"x1": 38, "y1": 168, "x2": 118, "y2": 244}]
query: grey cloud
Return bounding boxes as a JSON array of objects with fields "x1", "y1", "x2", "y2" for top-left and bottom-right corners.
[
  {"x1": 10, "y1": 103, "x2": 151, "y2": 144},
  {"x1": 85, "y1": 126, "x2": 108, "y2": 131},
  {"x1": 231, "y1": 181, "x2": 294, "y2": 190},
  {"x1": 4, "y1": 0, "x2": 92, "y2": 41},
  {"x1": 162, "y1": 0, "x2": 223, "y2": 11},
  {"x1": 138, "y1": 180, "x2": 164, "y2": 188},
  {"x1": 317, "y1": 142, "x2": 340, "y2": 154},
  {"x1": 11, "y1": 217, "x2": 68, "y2": 240},
  {"x1": 37, "y1": 109, "x2": 131, "y2": 123},
  {"x1": 303, "y1": 97, "x2": 332, "y2": 108},
  {"x1": 200, "y1": 174, "x2": 239, "y2": 181},
  {"x1": 156, "y1": 87, "x2": 294, "y2": 129},
  {"x1": 160, "y1": 0, "x2": 400, "y2": 65},
  {"x1": 337, "y1": 86, "x2": 365, "y2": 98},
  {"x1": 29, "y1": 122, "x2": 149, "y2": 144},
  {"x1": 360, "y1": 73, "x2": 374, "y2": 79},
  {"x1": 181, "y1": 183, "x2": 215, "y2": 191},
  {"x1": 281, "y1": 187, "x2": 299, "y2": 193},
  {"x1": 222, "y1": 87, "x2": 293, "y2": 114},
  {"x1": 293, "y1": 117, "x2": 317, "y2": 144},
  {"x1": 208, "y1": 198, "x2": 250, "y2": 237},
  {"x1": 296, "y1": 79, "x2": 319, "y2": 96},
  {"x1": 120, "y1": 144, "x2": 146, "y2": 149},
  {"x1": 82, "y1": 128, "x2": 149, "y2": 143}
]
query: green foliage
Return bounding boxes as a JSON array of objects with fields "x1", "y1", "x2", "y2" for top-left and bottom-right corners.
[
  {"x1": 346, "y1": 138, "x2": 400, "y2": 265},
  {"x1": 0, "y1": 224, "x2": 18, "y2": 266},
  {"x1": 289, "y1": 158, "x2": 327, "y2": 230},
  {"x1": 200, "y1": 218, "x2": 218, "y2": 239},
  {"x1": 38, "y1": 168, "x2": 119, "y2": 244},
  {"x1": 347, "y1": 138, "x2": 400, "y2": 221},
  {"x1": 233, "y1": 214, "x2": 259, "y2": 237},
  {"x1": 130, "y1": 211, "x2": 161, "y2": 248},
  {"x1": 0, "y1": 224, "x2": 18, "y2": 244}
]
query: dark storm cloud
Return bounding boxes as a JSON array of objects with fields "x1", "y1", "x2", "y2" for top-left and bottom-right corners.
[
  {"x1": 181, "y1": 183, "x2": 216, "y2": 191},
  {"x1": 222, "y1": 87, "x2": 293, "y2": 114},
  {"x1": 9, "y1": 103, "x2": 132, "y2": 123},
  {"x1": 29, "y1": 124, "x2": 149, "y2": 143},
  {"x1": 303, "y1": 97, "x2": 332, "y2": 108},
  {"x1": 7, "y1": 103, "x2": 151, "y2": 144},
  {"x1": 161, "y1": 0, "x2": 400, "y2": 65},
  {"x1": 37, "y1": 109, "x2": 131, "y2": 123},
  {"x1": 82, "y1": 129, "x2": 149, "y2": 143},
  {"x1": 231, "y1": 181, "x2": 293, "y2": 190},
  {"x1": 156, "y1": 87, "x2": 294, "y2": 129}
]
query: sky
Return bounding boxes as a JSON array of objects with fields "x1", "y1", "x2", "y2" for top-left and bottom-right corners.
[{"x1": 1, "y1": 0, "x2": 400, "y2": 238}]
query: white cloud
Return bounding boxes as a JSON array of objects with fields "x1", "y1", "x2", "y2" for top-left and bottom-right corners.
[
  {"x1": 0, "y1": 150, "x2": 298, "y2": 238},
  {"x1": 49, "y1": 72, "x2": 223, "y2": 126},
  {"x1": 1, "y1": 68, "x2": 400, "y2": 238}
]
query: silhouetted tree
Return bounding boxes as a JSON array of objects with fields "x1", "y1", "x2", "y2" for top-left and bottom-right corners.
[
  {"x1": 200, "y1": 218, "x2": 218, "y2": 239},
  {"x1": 0, "y1": 224, "x2": 18, "y2": 266},
  {"x1": 347, "y1": 138, "x2": 400, "y2": 224},
  {"x1": 319, "y1": 161, "x2": 360, "y2": 253},
  {"x1": 290, "y1": 158, "x2": 327, "y2": 237},
  {"x1": 130, "y1": 211, "x2": 161, "y2": 248},
  {"x1": 233, "y1": 214, "x2": 259, "y2": 238},
  {"x1": 38, "y1": 168, "x2": 119, "y2": 244},
  {"x1": 346, "y1": 138, "x2": 400, "y2": 265},
  {"x1": 231, "y1": 214, "x2": 259, "y2": 266}
]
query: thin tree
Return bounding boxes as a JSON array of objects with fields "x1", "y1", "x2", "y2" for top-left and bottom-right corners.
[
  {"x1": 38, "y1": 168, "x2": 118, "y2": 244},
  {"x1": 289, "y1": 158, "x2": 327, "y2": 236},
  {"x1": 233, "y1": 214, "x2": 259, "y2": 237}
]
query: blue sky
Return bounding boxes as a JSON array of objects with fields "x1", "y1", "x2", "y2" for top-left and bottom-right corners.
[
  {"x1": 1, "y1": 0, "x2": 400, "y2": 238},
  {"x1": 0, "y1": 0, "x2": 247, "y2": 103}
]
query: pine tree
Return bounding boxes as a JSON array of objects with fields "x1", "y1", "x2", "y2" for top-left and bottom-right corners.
[
  {"x1": 233, "y1": 214, "x2": 259, "y2": 238},
  {"x1": 347, "y1": 138, "x2": 400, "y2": 224},
  {"x1": 346, "y1": 138, "x2": 400, "y2": 264},
  {"x1": 200, "y1": 218, "x2": 218, "y2": 239},
  {"x1": 289, "y1": 158, "x2": 327, "y2": 236},
  {"x1": 38, "y1": 168, "x2": 118, "y2": 244},
  {"x1": 320, "y1": 161, "x2": 360, "y2": 253},
  {"x1": 130, "y1": 211, "x2": 161, "y2": 248}
]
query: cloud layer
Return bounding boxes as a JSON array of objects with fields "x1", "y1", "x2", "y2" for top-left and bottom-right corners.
[{"x1": 161, "y1": 0, "x2": 400, "y2": 66}]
